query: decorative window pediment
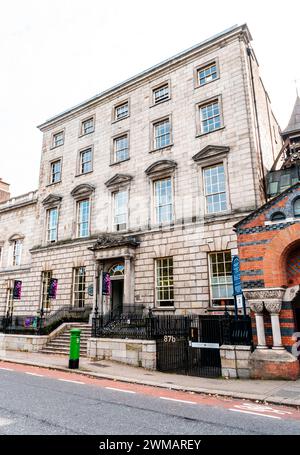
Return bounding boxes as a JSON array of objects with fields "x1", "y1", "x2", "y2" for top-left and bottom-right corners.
[
  {"x1": 42, "y1": 194, "x2": 63, "y2": 207},
  {"x1": 145, "y1": 159, "x2": 177, "y2": 177},
  {"x1": 192, "y1": 145, "x2": 230, "y2": 163},
  {"x1": 71, "y1": 183, "x2": 95, "y2": 200},
  {"x1": 8, "y1": 233, "x2": 24, "y2": 242},
  {"x1": 105, "y1": 174, "x2": 133, "y2": 189}
]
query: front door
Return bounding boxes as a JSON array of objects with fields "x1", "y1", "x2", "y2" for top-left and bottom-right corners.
[
  {"x1": 108, "y1": 263, "x2": 125, "y2": 317},
  {"x1": 111, "y1": 279, "x2": 124, "y2": 317}
]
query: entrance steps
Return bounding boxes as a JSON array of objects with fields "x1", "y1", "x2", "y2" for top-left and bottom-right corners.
[{"x1": 41, "y1": 323, "x2": 91, "y2": 357}]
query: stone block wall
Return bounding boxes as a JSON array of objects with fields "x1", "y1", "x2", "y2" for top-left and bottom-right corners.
[
  {"x1": 87, "y1": 338, "x2": 156, "y2": 370},
  {"x1": 220, "y1": 345, "x2": 252, "y2": 378}
]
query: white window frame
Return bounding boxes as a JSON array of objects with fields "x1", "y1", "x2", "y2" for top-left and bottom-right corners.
[
  {"x1": 12, "y1": 240, "x2": 22, "y2": 266},
  {"x1": 203, "y1": 163, "x2": 227, "y2": 214},
  {"x1": 47, "y1": 207, "x2": 58, "y2": 242},
  {"x1": 72, "y1": 266, "x2": 86, "y2": 308},
  {"x1": 52, "y1": 131, "x2": 64, "y2": 148},
  {"x1": 113, "y1": 190, "x2": 128, "y2": 232},
  {"x1": 79, "y1": 148, "x2": 93, "y2": 174},
  {"x1": 197, "y1": 62, "x2": 218, "y2": 87},
  {"x1": 113, "y1": 134, "x2": 129, "y2": 163},
  {"x1": 81, "y1": 117, "x2": 94, "y2": 135},
  {"x1": 153, "y1": 177, "x2": 174, "y2": 224},
  {"x1": 114, "y1": 101, "x2": 129, "y2": 121},
  {"x1": 153, "y1": 83, "x2": 170, "y2": 104},
  {"x1": 208, "y1": 251, "x2": 234, "y2": 307},
  {"x1": 50, "y1": 159, "x2": 62, "y2": 184},
  {"x1": 155, "y1": 257, "x2": 174, "y2": 307},
  {"x1": 153, "y1": 118, "x2": 172, "y2": 150},
  {"x1": 41, "y1": 270, "x2": 52, "y2": 311},
  {"x1": 77, "y1": 199, "x2": 90, "y2": 238}
]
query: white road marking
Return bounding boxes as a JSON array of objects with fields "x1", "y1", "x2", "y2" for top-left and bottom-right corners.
[
  {"x1": 58, "y1": 378, "x2": 85, "y2": 385},
  {"x1": 0, "y1": 418, "x2": 13, "y2": 427},
  {"x1": 105, "y1": 387, "x2": 136, "y2": 394},
  {"x1": 25, "y1": 372, "x2": 44, "y2": 377},
  {"x1": 229, "y1": 409, "x2": 281, "y2": 419},
  {"x1": 159, "y1": 397, "x2": 197, "y2": 405},
  {"x1": 0, "y1": 367, "x2": 14, "y2": 371},
  {"x1": 232, "y1": 402, "x2": 292, "y2": 415}
]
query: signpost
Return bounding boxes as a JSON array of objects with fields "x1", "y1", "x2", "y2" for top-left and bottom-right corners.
[{"x1": 231, "y1": 255, "x2": 246, "y2": 318}]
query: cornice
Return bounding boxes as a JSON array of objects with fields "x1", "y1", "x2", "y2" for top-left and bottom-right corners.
[{"x1": 37, "y1": 24, "x2": 251, "y2": 132}]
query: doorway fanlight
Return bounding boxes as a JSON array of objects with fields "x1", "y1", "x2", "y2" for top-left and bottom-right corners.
[{"x1": 109, "y1": 263, "x2": 125, "y2": 276}]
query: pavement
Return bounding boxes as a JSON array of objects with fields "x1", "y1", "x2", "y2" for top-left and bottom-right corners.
[{"x1": 1, "y1": 350, "x2": 300, "y2": 408}]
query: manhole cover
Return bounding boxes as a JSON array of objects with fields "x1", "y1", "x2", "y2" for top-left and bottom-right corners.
[{"x1": 90, "y1": 363, "x2": 110, "y2": 368}]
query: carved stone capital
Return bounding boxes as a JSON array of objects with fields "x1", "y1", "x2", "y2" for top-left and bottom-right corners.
[
  {"x1": 249, "y1": 300, "x2": 264, "y2": 314},
  {"x1": 264, "y1": 299, "x2": 282, "y2": 314},
  {"x1": 243, "y1": 287, "x2": 285, "y2": 301}
]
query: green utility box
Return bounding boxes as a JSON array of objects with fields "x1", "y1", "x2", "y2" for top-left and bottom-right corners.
[{"x1": 69, "y1": 328, "x2": 81, "y2": 369}]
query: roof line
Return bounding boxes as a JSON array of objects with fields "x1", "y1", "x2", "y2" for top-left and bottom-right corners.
[
  {"x1": 37, "y1": 23, "x2": 250, "y2": 129},
  {"x1": 234, "y1": 181, "x2": 300, "y2": 229}
]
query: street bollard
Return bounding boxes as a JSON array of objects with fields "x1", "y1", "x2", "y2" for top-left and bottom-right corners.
[{"x1": 69, "y1": 328, "x2": 81, "y2": 369}]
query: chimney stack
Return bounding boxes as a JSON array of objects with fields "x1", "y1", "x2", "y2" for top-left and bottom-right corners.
[{"x1": 0, "y1": 178, "x2": 10, "y2": 203}]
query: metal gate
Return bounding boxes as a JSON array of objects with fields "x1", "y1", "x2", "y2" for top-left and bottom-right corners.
[{"x1": 156, "y1": 316, "x2": 224, "y2": 378}]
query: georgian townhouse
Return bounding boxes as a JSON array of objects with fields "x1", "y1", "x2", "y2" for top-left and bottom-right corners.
[{"x1": 0, "y1": 24, "x2": 281, "y2": 322}]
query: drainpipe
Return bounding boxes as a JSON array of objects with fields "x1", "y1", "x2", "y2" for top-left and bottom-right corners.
[{"x1": 247, "y1": 47, "x2": 267, "y2": 202}]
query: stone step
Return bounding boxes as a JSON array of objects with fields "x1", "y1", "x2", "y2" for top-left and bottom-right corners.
[
  {"x1": 47, "y1": 342, "x2": 87, "y2": 349},
  {"x1": 41, "y1": 349, "x2": 87, "y2": 357}
]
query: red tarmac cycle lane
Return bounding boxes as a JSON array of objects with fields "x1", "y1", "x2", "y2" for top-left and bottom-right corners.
[{"x1": 0, "y1": 360, "x2": 300, "y2": 422}]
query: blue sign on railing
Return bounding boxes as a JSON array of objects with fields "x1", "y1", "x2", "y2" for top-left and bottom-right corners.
[{"x1": 232, "y1": 255, "x2": 242, "y2": 296}]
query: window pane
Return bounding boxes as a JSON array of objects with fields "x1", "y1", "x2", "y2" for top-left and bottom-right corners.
[
  {"x1": 80, "y1": 149, "x2": 92, "y2": 173},
  {"x1": 73, "y1": 267, "x2": 86, "y2": 308},
  {"x1": 203, "y1": 164, "x2": 227, "y2": 214},
  {"x1": 154, "y1": 84, "x2": 169, "y2": 103},
  {"x1": 115, "y1": 103, "x2": 129, "y2": 120},
  {"x1": 155, "y1": 178, "x2": 173, "y2": 223},
  {"x1": 48, "y1": 208, "x2": 58, "y2": 242},
  {"x1": 82, "y1": 118, "x2": 94, "y2": 134},
  {"x1": 200, "y1": 100, "x2": 221, "y2": 133},
  {"x1": 156, "y1": 258, "x2": 174, "y2": 306},
  {"x1": 114, "y1": 135, "x2": 129, "y2": 162},
  {"x1": 114, "y1": 190, "x2": 128, "y2": 231},
  {"x1": 154, "y1": 119, "x2": 171, "y2": 149},
  {"x1": 78, "y1": 200, "x2": 90, "y2": 237},
  {"x1": 209, "y1": 251, "x2": 233, "y2": 306}
]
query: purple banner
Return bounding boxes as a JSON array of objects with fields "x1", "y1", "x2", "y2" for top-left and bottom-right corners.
[
  {"x1": 48, "y1": 278, "x2": 58, "y2": 299},
  {"x1": 13, "y1": 280, "x2": 22, "y2": 300},
  {"x1": 102, "y1": 272, "x2": 111, "y2": 296}
]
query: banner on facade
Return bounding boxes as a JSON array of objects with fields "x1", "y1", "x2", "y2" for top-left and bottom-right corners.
[
  {"x1": 48, "y1": 278, "x2": 58, "y2": 299},
  {"x1": 13, "y1": 280, "x2": 22, "y2": 300},
  {"x1": 102, "y1": 272, "x2": 111, "y2": 296}
]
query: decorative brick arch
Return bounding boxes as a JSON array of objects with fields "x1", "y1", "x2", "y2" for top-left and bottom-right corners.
[{"x1": 263, "y1": 224, "x2": 300, "y2": 287}]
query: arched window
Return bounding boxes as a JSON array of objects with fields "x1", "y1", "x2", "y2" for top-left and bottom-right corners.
[
  {"x1": 270, "y1": 212, "x2": 286, "y2": 222},
  {"x1": 109, "y1": 263, "x2": 124, "y2": 277},
  {"x1": 293, "y1": 198, "x2": 300, "y2": 217}
]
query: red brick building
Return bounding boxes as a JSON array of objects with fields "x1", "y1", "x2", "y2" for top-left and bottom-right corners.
[{"x1": 235, "y1": 96, "x2": 300, "y2": 379}]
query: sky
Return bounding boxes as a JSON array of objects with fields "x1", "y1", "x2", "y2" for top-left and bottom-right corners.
[{"x1": 1, "y1": 0, "x2": 300, "y2": 196}]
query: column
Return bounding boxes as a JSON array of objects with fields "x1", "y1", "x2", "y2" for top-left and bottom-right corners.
[
  {"x1": 264, "y1": 300, "x2": 284, "y2": 350},
  {"x1": 123, "y1": 256, "x2": 132, "y2": 308},
  {"x1": 249, "y1": 301, "x2": 267, "y2": 349}
]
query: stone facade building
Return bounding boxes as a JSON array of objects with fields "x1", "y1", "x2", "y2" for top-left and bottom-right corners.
[{"x1": 0, "y1": 24, "x2": 281, "y2": 322}]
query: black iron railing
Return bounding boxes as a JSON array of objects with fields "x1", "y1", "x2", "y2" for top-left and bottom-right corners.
[
  {"x1": 0, "y1": 305, "x2": 92, "y2": 335},
  {"x1": 92, "y1": 310, "x2": 253, "y2": 346}
]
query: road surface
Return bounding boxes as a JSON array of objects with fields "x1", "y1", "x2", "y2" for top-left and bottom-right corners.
[{"x1": 0, "y1": 361, "x2": 299, "y2": 435}]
